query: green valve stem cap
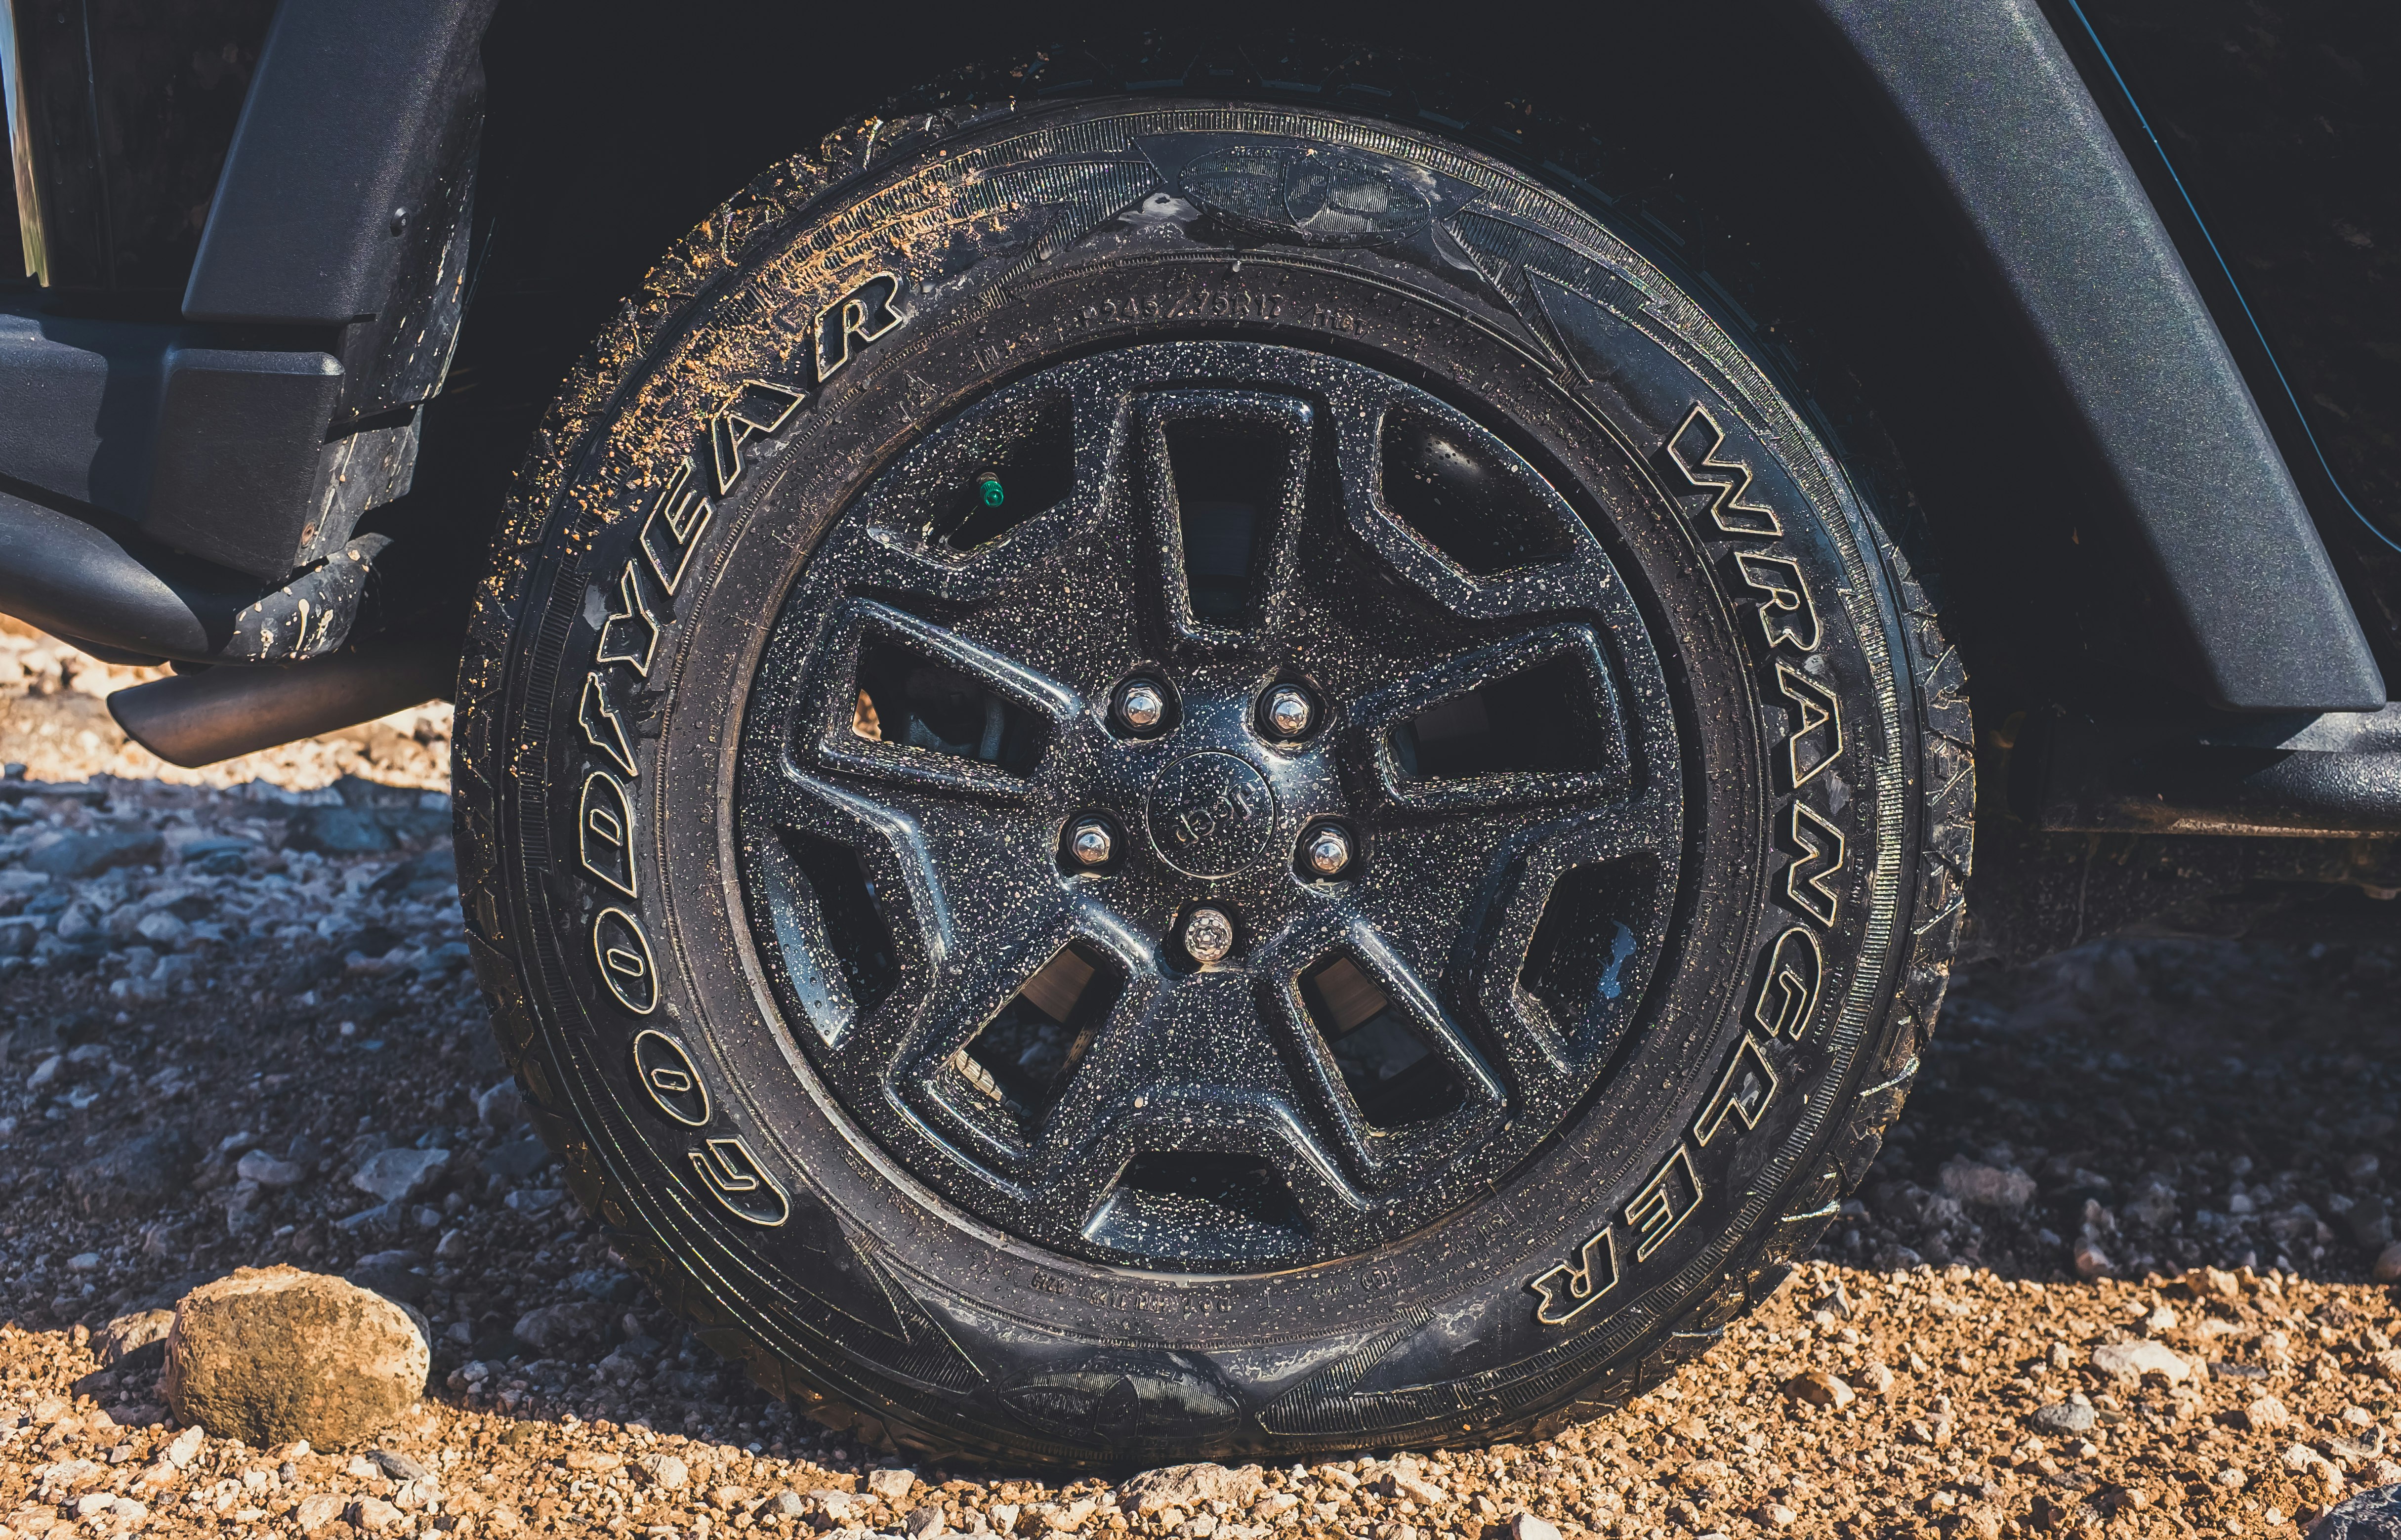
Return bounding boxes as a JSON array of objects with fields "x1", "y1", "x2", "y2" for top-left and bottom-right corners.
[{"x1": 975, "y1": 472, "x2": 1005, "y2": 508}]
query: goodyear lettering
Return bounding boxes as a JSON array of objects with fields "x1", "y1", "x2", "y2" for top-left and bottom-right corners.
[
  {"x1": 632, "y1": 1028, "x2": 712, "y2": 1127},
  {"x1": 595, "y1": 563, "x2": 662, "y2": 678},
  {"x1": 578, "y1": 771, "x2": 638, "y2": 898},
  {"x1": 815, "y1": 272, "x2": 906, "y2": 381},
  {"x1": 707, "y1": 380, "x2": 807, "y2": 497},
  {"x1": 560, "y1": 274, "x2": 907, "y2": 1246},
  {"x1": 639, "y1": 457, "x2": 715, "y2": 597},
  {"x1": 592, "y1": 906, "x2": 659, "y2": 1015},
  {"x1": 579, "y1": 672, "x2": 639, "y2": 779},
  {"x1": 690, "y1": 1135, "x2": 792, "y2": 1227}
]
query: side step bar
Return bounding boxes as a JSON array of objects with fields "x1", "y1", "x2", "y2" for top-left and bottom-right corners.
[
  {"x1": 108, "y1": 641, "x2": 456, "y2": 768},
  {"x1": 2028, "y1": 706, "x2": 2401, "y2": 837},
  {"x1": 0, "y1": 487, "x2": 393, "y2": 666}
]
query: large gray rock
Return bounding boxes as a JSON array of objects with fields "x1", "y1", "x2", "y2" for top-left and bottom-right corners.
[
  {"x1": 2314, "y1": 1486, "x2": 2401, "y2": 1539},
  {"x1": 350, "y1": 1147, "x2": 450, "y2": 1204},
  {"x1": 163, "y1": 1266, "x2": 429, "y2": 1448},
  {"x1": 67, "y1": 1129, "x2": 197, "y2": 1216},
  {"x1": 94, "y1": 1309, "x2": 176, "y2": 1376},
  {"x1": 1118, "y1": 1463, "x2": 1264, "y2": 1515},
  {"x1": 511, "y1": 1300, "x2": 612, "y2": 1357},
  {"x1": 25, "y1": 829, "x2": 164, "y2": 878}
]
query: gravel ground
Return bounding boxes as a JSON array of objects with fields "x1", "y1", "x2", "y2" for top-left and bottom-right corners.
[{"x1": 3, "y1": 637, "x2": 2401, "y2": 1540}]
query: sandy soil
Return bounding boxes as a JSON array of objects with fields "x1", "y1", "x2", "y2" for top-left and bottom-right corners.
[{"x1": 3, "y1": 633, "x2": 2399, "y2": 1540}]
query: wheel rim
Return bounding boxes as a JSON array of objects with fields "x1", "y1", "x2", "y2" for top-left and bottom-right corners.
[{"x1": 736, "y1": 341, "x2": 1687, "y2": 1271}]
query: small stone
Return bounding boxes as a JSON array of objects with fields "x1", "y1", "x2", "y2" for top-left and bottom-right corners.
[
  {"x1": 906, "y1": 1504, "x2": 947, "y2": 1538},
  {"x1": 2187, "y1": 1264, "x2": 2242, "y2": 1300},
  {"x1": 503, "y1": 1186, "x2": 563, "y2": 1214},
  {"x1": 767, "y1": 1492, "x2": 808, "y2": 1518},
  {"x1": 2213, "y1": 1467, "x2": 2247, "y2": 1490},
  {"x1": 25, "y1": 829, "x2": 165, "y2": 878},
  {"x1": 163, "y1": 1426, "x2": 202, "y2": 1468},
  {"x1": 237, "y1": 1149, "x2": 307, "y2": 1188},
  {"x1": 1859, "y1": 1361, "x2": 1896, "y2": 1394},
  {"x1": 2091, "y1": 1339, "x2": 2191, "y2": 1384},
  {"x1": 286, "y1": 807, "x2": 396, "y2": 856},
  {"x1": 2145, "y1": 1304, "x2": 2177, "y2": 1333},
  {"x1": 350, "y1": 1147, "x2": 451, "y2": 1204},
  {"x1": 511, "y1": 1300, "x2": 611, "y2": 1356},
  {"x1": 1757, "y1": 1504, "x2": 1797, "y2": 1529},
  {"x1": 1506, "y1": 1515, "x2": 1562, "y2": 1540},
  {"x1": 2374, "y1": 1242, "x2": 2401, "y2": 1284},
  {"x1": 294, "y1": 1492, "x2": 347, "y2": 1531},
  {"x1": 1940, "y1": 1160, "x2": 2036, "y2": 1210},
  {"x1": 162, "y1": 1265, "x2": 430, "y2": 1448},
  {"x1": 2242, "y1": 1395, "x2": 2291, "y2": 1431},
  {"x1": 638, "y1": 1453, "x2": 690, "y2": 1491},
  {"x1": 94, "y1": 1310, "x2": 175, "y2": 1375},
  {"x1": 348, "y1": 1250, "x2": 431, "y2": 1305},
  {"x1": 2349, "y1": 1154, "x2": 2384, "y2": 1182},
  {"x1": 2369, "y1": 1349, "x2": 2401, "y2": 1385},
  {"x1": 66, "y1": 1129, "x2": 197, "y2": 1216},
  {"x1": 475, "y1": 1079, "x2": 524, "y2": 1128},
  {"x1": 1783, "y1": 1370, "x2": 1855, "y2": 1408},
  {"x1": 1118, "y1": 1464, "x2": 1262, "y2": 1515},
  {"x1": 2031, "y1": 1401, "x2": 2097, "y2": 1434},
  {"x1": 484, "y1": 1134, "x2": 554, "y2": 1179},
  {"x1": 370, "y1": 1448, "x2": 431, "y2": 1482},
  {"x1": 349, "y1": 1496, "x2": 405, "y2": 1532},
  {"x1": 866, "y1": 1467, "x2": 920, "y2": 1502},
  {"x1": 2074, "y1": 1237, "x2": 2114, "y2": 1279}
]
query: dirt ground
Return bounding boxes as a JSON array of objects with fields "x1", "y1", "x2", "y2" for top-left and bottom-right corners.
[{"x1": 3, "y1": 632, "x2": 2400, "y2": 1540}]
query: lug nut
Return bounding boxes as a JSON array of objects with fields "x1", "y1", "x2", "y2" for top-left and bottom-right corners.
[
  {"x1": 1263, "y1": 685, "x2": 1314, "y2": 739},
  {"x1": 1116, "y1": 678, "x2": 1168, "y2": 733},
  {"x1": 1303, "y1": 824, "x2": 1353, "y2": 879},
  {"x1": 1182, "y1": 907, "x2": 1236, "y2": 965},
  {"x1": 1068, "y1": 819, "x2": 1115, "y2": 868}
]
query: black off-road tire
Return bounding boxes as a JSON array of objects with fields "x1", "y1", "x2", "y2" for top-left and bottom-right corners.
[{"x1": 454, "y1": 89, "x2": 1972, "y2": 1466}]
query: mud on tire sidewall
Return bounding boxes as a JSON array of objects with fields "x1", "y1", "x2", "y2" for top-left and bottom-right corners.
[{"x1": 459, "y1": 96, "x2": 1947, "y2": 1464}]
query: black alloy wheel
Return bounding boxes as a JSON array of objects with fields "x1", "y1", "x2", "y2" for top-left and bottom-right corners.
[
  {"x1": 455, "y1": 88, "x2": 1973, "y2": 1466},
  {"x1": 737, "y1": 343, "x2": 1682, "y2": 1271}
]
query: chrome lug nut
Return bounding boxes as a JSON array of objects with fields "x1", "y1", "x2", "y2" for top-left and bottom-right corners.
[
  {"x1": 1303, "y1": 824, "x2": 1353, "y2": 879},
  {"x1": 1068, "y1": 819, "x2": 1115, "y2": 868},
  {"x1": 1263, "y1": 685, "x2": 1315, "y2": 739},
  {"x1": 1116, "y1": 678, "x2": 1168, "y2": 733},
  {"x1": 1182, "y1": 907, "x2": 1236, "y2": 965}
]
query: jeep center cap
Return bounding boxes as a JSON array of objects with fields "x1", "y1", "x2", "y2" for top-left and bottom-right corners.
[{"x1": 1146, "y1": 752, "x2": 1277, "y2": 878}]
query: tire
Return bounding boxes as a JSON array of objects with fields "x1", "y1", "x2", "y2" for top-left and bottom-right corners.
[{"x1": 453, "y1": 90, "x2": 1973, "y2": 1466}]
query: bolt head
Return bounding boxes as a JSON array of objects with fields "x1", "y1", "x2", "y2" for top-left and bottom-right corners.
[
  {"x1": 1117, "y1": 679, "x2": 1167, "y2": 731},
  {"x1": 1069, "y1": 820, "x2": 1114, "y2": 868},
  {"x1": 1264, "y1": 686, "x2": 1314, "y2": 738},
  {"x1": 1304, "y1": 825, "x2": 1352, "y2": 878},
  {"x1": 1182, "y1": 907, "x2": 1235, "y2": 965}
]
